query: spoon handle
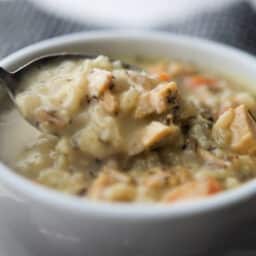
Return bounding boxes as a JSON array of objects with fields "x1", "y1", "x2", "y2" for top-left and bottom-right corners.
[{"x1": 0, "y1": 67, "x2": 16, "y2": 99}]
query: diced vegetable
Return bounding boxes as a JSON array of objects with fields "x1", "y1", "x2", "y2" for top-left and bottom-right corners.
[
  {"x1": 163, "y1": 178, "x2": 221, "y2": 203},
  {"x1": 158, "y1": 72, "x2": 171, "y2": 82},
  {"x1": 185, "y1": 75, "x2": 216, "y2": 88}
]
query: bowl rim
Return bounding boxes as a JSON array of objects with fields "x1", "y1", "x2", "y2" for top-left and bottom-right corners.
[{"x1": 1, "y1": 30, "x2": 256, "y2": 219}]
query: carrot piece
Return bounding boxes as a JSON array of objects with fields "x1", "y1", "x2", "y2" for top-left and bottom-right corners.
[
  {"x1": 185, "y1": 75, "x2": 216, "y2": 88},
  {"x1": 158, "y1": 72, "x2": 172, "y2": 82},
  {"x1": 163, "y1": 178, "x2": 221, "y2": 203}
]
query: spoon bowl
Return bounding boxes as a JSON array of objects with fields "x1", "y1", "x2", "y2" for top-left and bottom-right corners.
[{"x1": 0, "y1": 52, "x2": 138, "y2": 131}]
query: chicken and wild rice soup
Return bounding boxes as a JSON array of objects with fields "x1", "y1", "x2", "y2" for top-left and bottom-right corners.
[{"x1": 1, "y1": 55, "x2": 256, "y2": 203}]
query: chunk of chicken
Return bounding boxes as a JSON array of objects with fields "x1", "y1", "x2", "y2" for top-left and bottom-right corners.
[
  {"x1": 230, "y1": 104, "x2": 256, "y2": 154},
  {"x1": 198, "y1": 148, "x2": 229, "y2": 168},
  {"x1": 213, "y1": 105, "x2": 256, "y2": 154},
  {"x1": 212, "y1": 108, "x2": 234, "y2": 147},
  {"x1": 77, "y1": 114, "x2": 123, "y2": 159},
  {"x1": 87, "y1": 68, "x2": 112, "y2": 97},
  {"x1": 128, "y1": 122, "x2": 178, "y2": 156},
  {"x1": 142, "y1": 121, "x2": 177, "y2": 148},
  {"x1": 135, "y1": 82, "x2": 178, "y2": 119},
  {"x1": 144, "y1": 167, "x2": 191, "y2": 190},
  {"x1": 213, "y1": 108, "x2": 235, "y2": 130},
  {"x1": 163, "y1": 178, "x2": 221, "y2": 203},
  {"x1": 100, "y1": 91, "x2": 119, "y2": 114},
  {"x1": 150, "y1": 82, "x2": 178, "y2": 114},
  {"x1": 36, "y1": 110, "x2": 67, "y2": 130},
  {"x1": 134, "y1": 92, "x2": 155, "y2": 119},
  {"x1": 119, "y1": 87, "x2": 139, "y2": 113},
  {"x1": 89, "y1": 169, "x2": 135, "y2": 202}
]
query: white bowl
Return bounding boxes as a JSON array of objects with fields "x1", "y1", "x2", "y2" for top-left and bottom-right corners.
[{"x1": 0, "y1": 31, "x2": 256, "y2": 256}]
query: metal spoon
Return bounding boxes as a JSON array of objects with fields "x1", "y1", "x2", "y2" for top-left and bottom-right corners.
[{"x1": 0, "y1": 53, "x2": 138, "y2": 131}]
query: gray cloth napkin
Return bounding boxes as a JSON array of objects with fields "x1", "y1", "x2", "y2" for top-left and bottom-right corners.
[
  {"x1": 0, "y1": 1, "x2": 256, "y2": 255},
  {"x1": 0, "y1": 1, "x2": 256, "y2": 58}
]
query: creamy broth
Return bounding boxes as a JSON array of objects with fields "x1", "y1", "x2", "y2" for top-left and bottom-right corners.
[
  {"x1": 0, "y1": 99, "x2": 39, "y2": 164},
  {"x1": 1, "y1": 56, "x2": 256, "y2": 203}
]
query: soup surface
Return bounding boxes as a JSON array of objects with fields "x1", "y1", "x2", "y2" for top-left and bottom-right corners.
[{"x1": 1, "y1": 55, "x2": 256, "y2": 203}]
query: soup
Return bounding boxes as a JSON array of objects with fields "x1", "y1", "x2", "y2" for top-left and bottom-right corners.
[{"x1": 1, "y1": 55, "x2": 256, "y2": 203}]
